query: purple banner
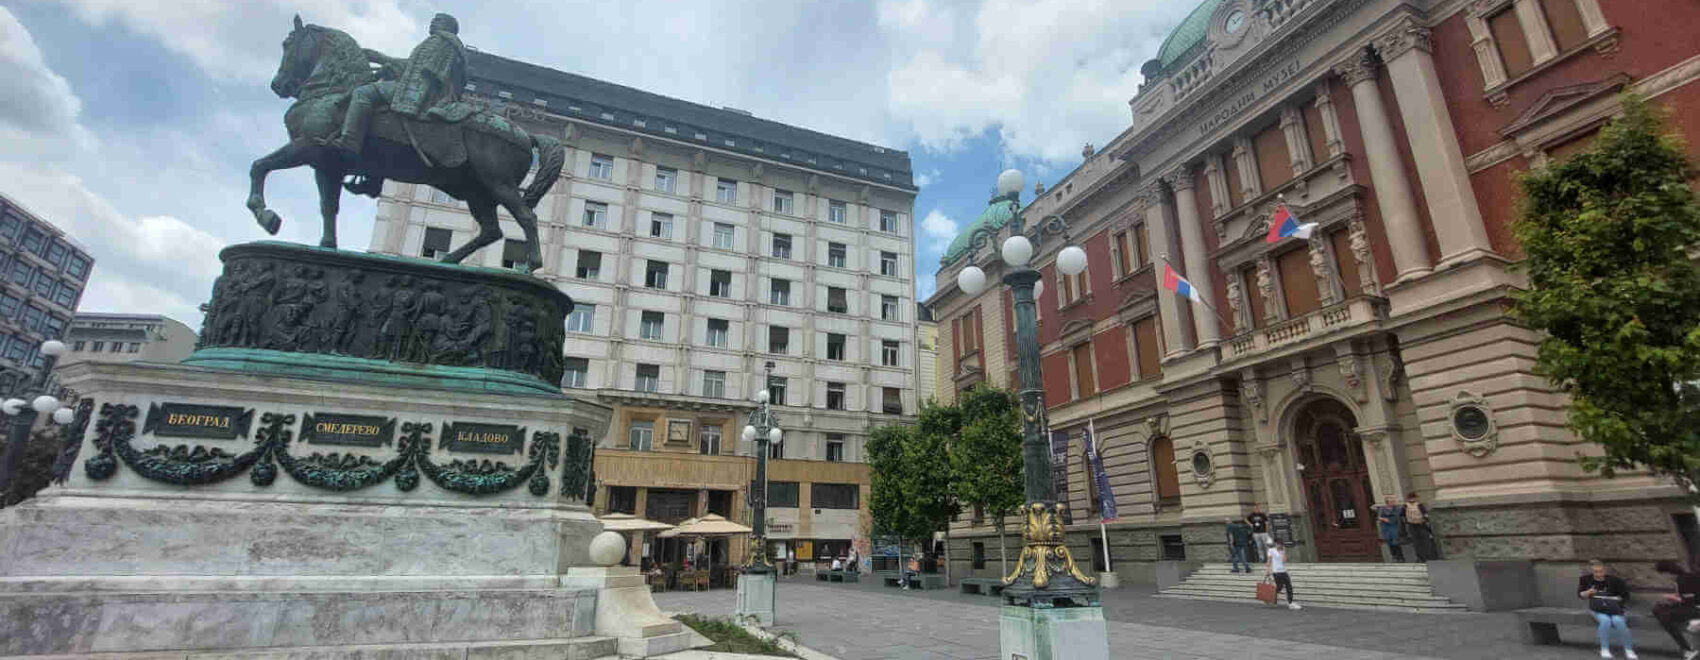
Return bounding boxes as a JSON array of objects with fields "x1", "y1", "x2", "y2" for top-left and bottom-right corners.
[{"x1": 1085, "y1": 426, "x2": 1118, "y2": 522}]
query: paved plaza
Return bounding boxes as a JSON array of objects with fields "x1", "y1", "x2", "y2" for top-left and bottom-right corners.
[{"x1": 656, "y1": 577, "x2": 1685, "y2": 660}]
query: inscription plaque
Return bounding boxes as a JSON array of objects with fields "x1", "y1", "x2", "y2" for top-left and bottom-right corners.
[
  {"x1": 143, "y1": 403, "x2": 255, "y2": 440},
  {"x1": 440, "y1": 421, "x2": 525, "y2": 455},
  {"x1": 300, "y1": 413, "x2": 396, "y2": 448},
  {"x1": 1270, "y1": 512, "x2": 1297, "y2": 547}
]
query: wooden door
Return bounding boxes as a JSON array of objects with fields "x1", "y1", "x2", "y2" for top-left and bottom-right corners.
[{"x1": 1296, "y1": 400, "x2": 1379, "y2": 561}]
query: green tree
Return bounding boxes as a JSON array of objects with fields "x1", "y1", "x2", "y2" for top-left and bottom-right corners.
[
  {"x1": 0, "y1": 426, "x2": 67, "y2": 507},
  {"x1": 949, "y1": 386, "x2": 1024, "y2": 575},
  {"x1": 1513, "y1": 94, "x2": 1700, "y2": 496},
  {"x1": 866, "y1": 408, "x2": 961, "y2": 576}
]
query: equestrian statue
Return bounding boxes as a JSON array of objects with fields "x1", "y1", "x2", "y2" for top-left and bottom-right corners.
[{"x1": 246, "y1": 13, "x2": 561, "y2": 272}]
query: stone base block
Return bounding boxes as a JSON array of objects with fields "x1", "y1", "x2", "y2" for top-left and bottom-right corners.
[
  {"x1": 562, "y1": 566, "x2": 709, "y2": 658},
  {"x1": 1427, "y1": 559, "x2": 1536, "y2": 611},
  {"x1": 0, "y1": 587, "x2": 601, "y2": 657},
  {"x1": 734, "y1": 571, "x2": 777, "y2": 627},
  {"x1": 999, "y1": 605, "x2": 1109, "y2": 660}
]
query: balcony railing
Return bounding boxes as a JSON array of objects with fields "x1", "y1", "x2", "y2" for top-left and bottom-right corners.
[{"x1": 1225, "y1": 296, "x2": 1386, "y2": 361}]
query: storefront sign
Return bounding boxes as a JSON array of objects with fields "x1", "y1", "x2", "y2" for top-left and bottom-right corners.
[
  {"x1": 142, "y1": 403, "x2": 254, "y2": 440},
  {"x1": 439, "y1": 422, "x2": 525, "y2": 455},
  {"x1": 300, "y1": 413, "x2": 395, "y2": 448},
  {"x1": 1270, "y1": 512, "x2": 1297, "y2": 546}
]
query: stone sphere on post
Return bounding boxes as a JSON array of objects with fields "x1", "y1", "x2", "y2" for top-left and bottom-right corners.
[
  {"x1": 997, "y1": 169, "x2": 1025, "y2": 196},
  {"x1": 1057, "y1": 245, "x2": 1088, "y2": 276},
  {"x1": 1001, "y1": 235, "x2": 1034, "y2": 268},
  {"x1": 957, "y1": 265, "x2": 986, "y2": 296},
  {"x1": 588, "y1": 530, "x2": 627, "y2": 567}
]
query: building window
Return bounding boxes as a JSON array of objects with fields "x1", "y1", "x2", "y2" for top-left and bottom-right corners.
[
  {"x1": 1132, "y1": 316, "x2": 1161, "y2": 380},
  {"x1": 1238, "y1": 267, "x2": 1266, "y2": 331},
  {"x1": 706, "y1": 318, "x2": 729, "y2": 348},
  {"x1": 699, "y1": 425, "x2": 722, "y2": 455},
  {"x1": 1071, "y1": 343, "x2": 1096, "y2": 399},
  {"x1": 826, "y1": 333, "x2": 846, "y2": 361},
  {"x1": 772, "y1": 233, "x2": 793, "y2": 259},
  {"x1": 772, "y1": 189, "x2": 794, "y2": 214},
  {"x1": 765, "y1": 481, "x2": 798, "y2": 506},
  {"x1": 813, "y1": 483, "x2": 859, "y2": 509},
  {"x1": 1152, "y1": 435, "x2": 1181, "y2": 508},
  {"x1": 1276, "y1": 248, "x2": 1321, "y2": 318},
  {"x1": 882, "y1": 387, "x2": 902, "y2": 414},
  {"x1": 709, "y1": 269, "x2": 732, "y2": 297},
  {"x1": 639, "y1": 311, "x2": 664, "y2": 341},
  {"x1": 1487, "y1": 6, "x2": 1534, "y2": 77},
  {"x1": 881, "y1": 295, "x2": 898, "y2": 321},
  {"x1": 828, "y1": 242, "x2": 847, "y2": 268},
  {"x1": 71, "y1": 340, "x2": 85, "y2": 352},
  {"x1": 879, "y1": 210, "x2": 898, "y2": 233},
  {"x1": 655, "y1": 167, "x2": 677, "y2": 193},
  {"x1": 715, "y1": 178, "x2": 738, "y2": 203},
  {"x1": 1252, "y1": 121, "x2": 1292, "y2": 191},
  {"x1": 881, "y1": 339, "x2": 899, "y2": 366},
  {"x1": 826, "y1": 434, "x2": 845, "y2": 462},
  {"x1": 1111, "y1": 228, "x2": 1145, "y2": 277},
  {"x1": 1542, "y1": 0, "x2": 1591, "y2": 52},
  {"x1": 421, "y1": 227, "x2": 452, "y2": 259},
  {"x1": 702, "y1": 370, "x2": 726, "y2": 398},
  {"x1": 563, "y1": 357, "x2": 589, "y2": 388},
  {"x1": 499, "y1": 240, "x2": 531, "y2": 271},
  {"x1": 879, "y1": 251, "x2": 898, "y2": 276},
  {"x1": 628, "y1": 420, "x2": 655, "y2": 451},
  {"x1": 1331, "y1": 229, "x2": 1362, "y2": 300},
  {"x1": 20, "y1": 227, "x2": 43, "y2": 254},
  {"x1": 44, "y1": 242, "x2": 66, "y2": 267},
  {"x1": 713, "y1": 222, "x2": 735, "y2": 250},
  {"x1": 770, "y1": 279, "x2": 791, "y2": 306},
  {"x1": 567, "y1": 304, "x2": 596, "y2": 333},
  {"x1": 769, "y1": 437, "x2": 785, "y2": 459},
  {"x1": 826, "y1": 382, "x2": 846, "y2": 410},
  {"x1": 589, "y1": 153, "x2": 614, "y2": 180},
  {"x1": 767, "y1": 375, "x2": 787, "y2": 405},
  {"x1": 973, "y1": 542, "x2": 987, "y2": 569},
  {"x1": 1060, "y1": 267, "x2": 1088, "y2": 306},
  {"x1": 583, "y1": 201, "x2": 608, "y2": 228},
  {"x1": 769, "y1": 326, "x2": 790, "y2": 354},
  {"x1": 635, "y1": 364, "x2": 660, "y2": 393},
  {"x1": 829, "y1": 200, "x2": 847, "y2": 223},
  {"x1": 575, "y1": 251, "x2": 601, "y2": 279},
  {"x1": 645, "y1": 260, "x2": 669, "y2": 289},
  {"x1": 608, "y1": 486, "x2": 637, "y2": 514},
  {"x1": 650, "y1": 213, "x2": 673, "y2": 239},
  {"x1": 66, "y1": 254, "x2": 88, "y2": 281},
  {"x1": 827, "y1": 287, "x2": 848, "y2": 314}
]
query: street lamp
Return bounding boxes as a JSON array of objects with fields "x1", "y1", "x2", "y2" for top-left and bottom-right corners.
[
  {"x1": 0, "y1": 339, "x2": 74, "y2": 505},
  {"x1": 741, "y1": 360, "x2": 782, "y2": 573},
  {"x1": 957, "y1": 170, "x2": 1106, "y2": 658}
]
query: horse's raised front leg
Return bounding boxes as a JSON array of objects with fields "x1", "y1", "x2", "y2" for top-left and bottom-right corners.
[
  {"x1": 314, "y1": 167, "x2": 343, "y2": 248},
  {"x1": 438, "y1": 195, "x2": 503, "y2": 265},
  {"x1": 247, "y1": 139, "x2": 319, "y2": 235}
]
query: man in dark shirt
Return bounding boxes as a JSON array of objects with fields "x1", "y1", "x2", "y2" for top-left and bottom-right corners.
[
  {"x1": 1654, "y1": 560, "x2": 1700, "y2": 660},
  {"x1": 1225, "y1": 518, "x2": 1255, "y2": 573},
  {"x1": 1246, "y1": 505, "x2": 1271, "y2": 564}
]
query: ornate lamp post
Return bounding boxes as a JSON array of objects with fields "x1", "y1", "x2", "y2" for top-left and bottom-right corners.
[
  {"x1": 735, "y1": 361, "x2": 781, "y2": 626},
  {"x1": 956, "y1": 170, "x2": 1107, "y2": 659},
  {"x1": 741, "y1": 361, "x2": 782, "y2": 572},
  {"x1": 0, "y1": 339, "x2": 76, "y2": 506}
]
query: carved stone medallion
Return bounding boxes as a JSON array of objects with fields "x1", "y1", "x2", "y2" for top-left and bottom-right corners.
[{"x1": 1448, "y1": 391, "x2": 1499, "y2": 458}]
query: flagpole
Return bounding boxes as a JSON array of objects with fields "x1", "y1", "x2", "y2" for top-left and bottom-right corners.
[
  {"x1": 1089, "y1": 418, "x2": 1112, "y2": 573},
  {"x1": 1159, "y1": 254, "x2": 1235, "y2": 331}
]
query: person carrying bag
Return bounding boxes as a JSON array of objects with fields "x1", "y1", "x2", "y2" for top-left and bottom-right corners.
[{"x1": 1580, "y1": 559, "x2": 1638, "y2": 659}]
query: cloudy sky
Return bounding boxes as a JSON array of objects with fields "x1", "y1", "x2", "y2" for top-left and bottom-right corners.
[{"x1": 0, "y1": 0, "x2": 1197, "y2": 325}]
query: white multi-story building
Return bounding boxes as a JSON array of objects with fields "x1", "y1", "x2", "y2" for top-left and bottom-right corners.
[{"x1": 367, "y1": 51, "x2": 918, "y2": 566}]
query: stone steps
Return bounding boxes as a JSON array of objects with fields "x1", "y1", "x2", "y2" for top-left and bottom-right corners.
[{"x1": 1158, "y1": 563, "x2": 1469, "y2": 613}]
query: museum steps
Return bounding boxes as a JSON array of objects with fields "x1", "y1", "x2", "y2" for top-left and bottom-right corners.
[{"x1": 1157, "y1": 563, "x2": 1470, "y2": 613}]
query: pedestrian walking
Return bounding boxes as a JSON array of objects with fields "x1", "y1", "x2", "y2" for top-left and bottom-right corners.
[
  {"x1": 1263, "y1": 540, "x2": 1300, "y2": 610},
  {"x1": 1376, "y1": 495, "x2": 1406, "y2": 563},
  {"x1": 1247, "y1": 505, "x2": 1271, "y2": 563},
  {"x1": 1652, "y1": 560, "x2": 1700, "y2": 660},
  {"x1": 1225, "y1": 517, "x2": 1254, "y2": 574},
  {"x1": 1404, "y1": 492, "x2": 1439, "y2": 561},
  {"x1": 1580, "y1": 559, "x2": 1637, "y2": 659}
]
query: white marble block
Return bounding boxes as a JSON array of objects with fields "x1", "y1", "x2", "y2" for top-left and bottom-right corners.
[{"x1": 1000, "y1": 604, "x2": 1110, "y2": 660}]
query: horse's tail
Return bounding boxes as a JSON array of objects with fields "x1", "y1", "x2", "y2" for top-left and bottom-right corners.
[{"x1": 523, "y1": 133, "x2": 565, "y2": 209}]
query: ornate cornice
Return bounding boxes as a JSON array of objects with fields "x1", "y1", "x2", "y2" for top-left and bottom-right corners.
[
  {"x1": 1372, "y1": 15, "x2": 1433, "y2": 61},
  {"x1": 1332, "y1": 47, "x2": 1380, "y2": 86}
]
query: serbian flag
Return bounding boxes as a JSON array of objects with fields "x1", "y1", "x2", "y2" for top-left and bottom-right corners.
[
  {"x1": 1265, "y1": 204, "x2": 1318, "y2": 243},
  {"x1": 1161, "y1": 263, "x2": 1204, "y2": 303}
]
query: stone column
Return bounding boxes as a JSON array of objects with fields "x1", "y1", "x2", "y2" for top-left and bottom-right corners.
[
  {"x1": 1139, "y1": 184, "x2": 1189, "y2": 358},
  {"x1": 1334, "y1": 50, "x2": 1433, "y2": 283},
  {"x1": 1280, "y1": 106, "x2": 1313, "y2": 174},
  {"x1": 1374, "y1": 18, "x2": 1496, "y2": 267},
  {"x1": 1313, "y1": 82, "x2": 1345, "y2": 159},
  {"x1": 1164, "y1": 168, "x2": 1221, "y2": 348},
  {"x1": 1203, "y1": 154, "x2": 1231, "y2": 218}
]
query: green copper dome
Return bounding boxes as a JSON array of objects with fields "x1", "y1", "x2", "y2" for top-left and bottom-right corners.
[
  {"x1": 1155, "y1": 0, "x2": 1225, "y2": 71},
  {"x1": 940, "y1": 192, "x2": 1020, "y2": 267}
]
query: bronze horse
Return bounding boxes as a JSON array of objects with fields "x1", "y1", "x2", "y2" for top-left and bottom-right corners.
[{"x1": 247, "y1": 16, "x2": 562, "y2": 271}]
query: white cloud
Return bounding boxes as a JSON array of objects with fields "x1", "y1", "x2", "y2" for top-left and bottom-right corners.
[
  {"x1": 52, "y1": 0, "x2": 419, "y2": 81},
  {"x1": 0, "y1": 7, "x2": 94, "y2": 156},
  {"x1": 920, "y1": 209, "x2": 958, "y2": 251},
  {"x1": 913, "y1": 168, "x2": 941, "y2": 188}
]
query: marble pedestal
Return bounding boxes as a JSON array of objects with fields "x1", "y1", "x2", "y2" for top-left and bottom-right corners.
[
  {"x1": 999, "y1": 605, "x2": 1110, "y2": 660},
  {"x1": 562, "y1": 566, "x2": 710, "y2": 657},
  {"x1": 0, "y1": 361, "x2": 614, "y2": 658},
  {"x1": 734, "y1": 571, "x2": 777, "y2": 627}
]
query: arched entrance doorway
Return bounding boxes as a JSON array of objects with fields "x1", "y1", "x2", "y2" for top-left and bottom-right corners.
[{"x1": 1293, "y1": 397, "x2": 1379, "y2": 562}]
